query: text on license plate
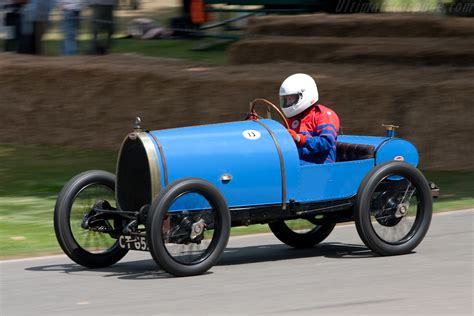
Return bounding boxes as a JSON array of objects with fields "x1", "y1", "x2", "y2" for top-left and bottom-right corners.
[{"x1": 119, "y1": 235, "x2": 149, "y2": 251}]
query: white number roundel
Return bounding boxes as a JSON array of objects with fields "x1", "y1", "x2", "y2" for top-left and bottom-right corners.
[{"x1": 242, "y1": 130, "x2": 261, "y2": 140}]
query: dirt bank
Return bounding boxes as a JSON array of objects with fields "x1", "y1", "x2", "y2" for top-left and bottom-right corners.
[
  {"x1": 244, "y1": 14, "x2": 474, "y2": 38},
  {"x1": 1, "y1": 53, "x2": 472, "y2": 170},
  {"x1": 230, "y1": 14, "x2": 474, "y2": 66},
  {"x1": 229, "y1": 36, "x2": 474, "y2": 66}
]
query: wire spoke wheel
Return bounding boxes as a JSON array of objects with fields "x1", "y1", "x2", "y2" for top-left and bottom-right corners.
[
  {"x1": 369, "y1": 177, "x2": 419, "y2": 244},
  {"x1": 54, "y1": 171, "x2": 128, "y2": 268},
  {"x1": 147, "y1": 178, "x2": 230, "y2": 277},
  {"x1": 162, "y1": 192, "x2": 219, "y2": 265},
  {"x1": 355, "y1": 162, "x2": 432, "y2": 256},
  {"x1": 70, "y1": 184, "x2": 117, "y2": 253}
]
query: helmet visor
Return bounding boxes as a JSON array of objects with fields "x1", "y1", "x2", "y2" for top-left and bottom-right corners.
[{"x1": 280, "y1": 94, "x2": 301, "y2": 108}]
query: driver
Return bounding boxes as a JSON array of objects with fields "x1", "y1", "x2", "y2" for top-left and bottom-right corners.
[{"x1": 280, "y1": 73, "x2": 340, "y2": 164}]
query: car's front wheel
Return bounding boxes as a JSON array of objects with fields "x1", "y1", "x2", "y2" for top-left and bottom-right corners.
[
  {"x1": 147, "y1": 178, "x2": 231, "y2": 277},
  {"x1": 54, "y1": 170, "x2": 128, "y2": 268}
]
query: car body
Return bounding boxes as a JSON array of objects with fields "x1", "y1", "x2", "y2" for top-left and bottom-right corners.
[
  {"x1": 117, "y1": 119, "x2": 419, "y2": 211},
  {"x1": 54, "y1": 116, "x2": 437, "y2": 277}
]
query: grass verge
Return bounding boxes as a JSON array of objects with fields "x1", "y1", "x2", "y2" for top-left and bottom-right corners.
[
  {"x1": 1, "y1": 143, "x2": 472, "y2": 259},
  {"x1": 38, "y1": 38, "x2": 230, "y2": 65}
]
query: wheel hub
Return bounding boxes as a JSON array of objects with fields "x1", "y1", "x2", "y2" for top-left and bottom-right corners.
[
  {"x1": 80, "y1": 200, "x2": 115, "y2": 232},
  {"x1": 168, "y1": 216, "x2": 207, "y2": 244},
  {"x1": 190, "y1": 219, "x2": 206, "y2": 242},
  {"x1": 395, "y1": 203, "x2": 409, "y2": 218},
  {"x1": 372, "y1": 191, "x2": 403, "y2": 227}
]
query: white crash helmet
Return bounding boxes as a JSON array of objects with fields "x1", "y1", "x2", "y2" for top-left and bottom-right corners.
[{"x1": 279, "y1": 73, "x2": 319, "y2": 118}]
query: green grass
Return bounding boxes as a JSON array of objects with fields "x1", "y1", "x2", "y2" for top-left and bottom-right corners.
[
  {"x1": 424, "y1": 170, "x2": 474, "y2": 212},
  {"x1": 0, "y1": 144, "x2": 117, "y2": 258},
  {"x1": 110, "y1": 38, "x2": 230, "y2": 64},
  {"x1": 0, "y1": 144, "x2": 472, "y2": 259},
  {"x1": 38, "y1": 38, "x2": 230, "y2": 65}
]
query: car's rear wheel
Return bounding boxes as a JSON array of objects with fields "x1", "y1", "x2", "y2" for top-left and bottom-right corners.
[
  {"x1": 54, "y1": 170, "x2": 128, "y2": 268},
  {"x1": 147, "y1": 178, "x2": 230, "y2": 277},
  {"x1": 269, "y1": 218, "x2": 336, "y2": 248},
  {"x1": 355, "y1": 162, "x2": 432, "y2": 256}
]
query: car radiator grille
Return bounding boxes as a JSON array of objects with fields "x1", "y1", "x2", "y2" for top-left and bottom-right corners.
[{"x1": 116, "y1": 136, "x2": 152, "y2": 212}]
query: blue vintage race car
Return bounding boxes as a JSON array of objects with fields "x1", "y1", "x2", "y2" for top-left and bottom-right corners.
[{"x1": 54, "y1": 99, "x2": 438, "y2": 277}]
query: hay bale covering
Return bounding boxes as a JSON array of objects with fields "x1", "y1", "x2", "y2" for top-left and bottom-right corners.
[
  {"x1": 230, "y1": 14, "x2": 474, "y2": 66},
  {"x1": 244, "y1": 14, "x2": 474, "y2": 38},
  {"x1": 1, "y1": 53, "x2": 472, "y2": 170},
  {"x1": 229, "y1": 36, "x2": 474, "y2": 66}
]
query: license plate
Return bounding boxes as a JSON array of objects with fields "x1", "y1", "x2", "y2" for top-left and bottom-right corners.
[{"x1": 118, "y1": 235, "x2": 149, "y2": 251}]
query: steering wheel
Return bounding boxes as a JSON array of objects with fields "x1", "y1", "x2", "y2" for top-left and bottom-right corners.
[{"x1": 248, "y1": 98, "x2": 290, "y2": 129}]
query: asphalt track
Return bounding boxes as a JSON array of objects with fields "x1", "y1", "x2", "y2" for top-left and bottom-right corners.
[{"x1": 1, "y1": 209, "x2": 473, "y2": 316}]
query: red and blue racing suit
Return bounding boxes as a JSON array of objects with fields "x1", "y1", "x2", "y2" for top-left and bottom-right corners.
[{"x1": 287, "y1": 104, "x2": 340, "y2": 164}]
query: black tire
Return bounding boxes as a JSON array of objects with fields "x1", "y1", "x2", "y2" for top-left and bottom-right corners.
[
  {"x1": 54, "y1": 170, "x2": 128, "y2": 268},
  {"x1": 355, "y1": 162, "x2": 432, "y2": 256},
  {"x1": 269, "y1": 219, "x2": 336, "y2": 248},
  {"x1": 147, "y1": 178, "x2": 231, "y2": 277}
]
